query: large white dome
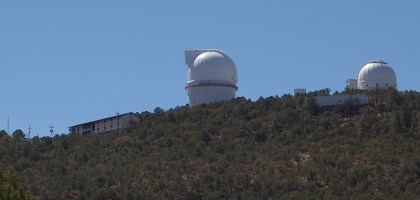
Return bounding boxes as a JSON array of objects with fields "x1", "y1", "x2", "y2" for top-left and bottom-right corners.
[
  {"x1": 357, "y1": 60, "x2": 397, "y2": 90},
  {"x1": 184, "y1": 49, "x2": 238, "y2": 106},
  {"x1": 188, "y1": 51, "x2": 237, "y2": 84}
]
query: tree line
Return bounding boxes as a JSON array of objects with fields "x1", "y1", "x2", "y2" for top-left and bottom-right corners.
[{"x1": 1, "y1": 88, "x2": 420, "y2": 199}]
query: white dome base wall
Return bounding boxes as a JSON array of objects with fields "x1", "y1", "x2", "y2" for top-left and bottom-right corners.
[
  {"x1": 358, "y1": 81, "x2": 397, "y2": 90},
  {"x1": 187, "y1": 86, "x2": 236, "y2": 106}
]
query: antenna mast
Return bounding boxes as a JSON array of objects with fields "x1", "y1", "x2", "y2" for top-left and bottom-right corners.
[
  {"x1": 49, "y1": 125, "x2": 54, "y2": 137},
  {"x1": 28, "y1": 125, "x2": 32, "y2": 141},
  {"x1": 7, "y1": 114, "x2": 9, "y2": 134}
]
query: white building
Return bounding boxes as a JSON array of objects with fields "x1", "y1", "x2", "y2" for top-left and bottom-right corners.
[
  {"x1": 311, "y1": 94, "x2": 369, "y2": 106},
  {"x1": 69, "y1": 112, "x2": 140, "y2": 136},
  {"x1": 346, "y1": 79, "x2": 357, "y2": 89},
  {"x1": 294, "y1": 88, "x2": 306, "y2": 96},
  {"x1": 185, "y1": 49, "x2": 238, "y2": 106},
  {"x1": 346, "y1": 60, "x2": 397, "y2": 90}
]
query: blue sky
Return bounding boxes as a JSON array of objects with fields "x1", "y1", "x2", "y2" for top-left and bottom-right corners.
[{"x1": 1, "y1": 1, "x2": 419, "y2": 137}]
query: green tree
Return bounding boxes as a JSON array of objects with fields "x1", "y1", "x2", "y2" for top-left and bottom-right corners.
[
  {"x1": 319, "y1": 88, "x2": 331, "y2": 96},
  {"x1": 154, "y1": 107, "x2": 165, "y2": 116},
  {"x1": 0, "y1": 168, "x2": 35, "y2": 200},
  {"x1": 0, "y1": 130, "x2": 8, "y2": 138},
  {"x1": 12, "y1": 129, "x2": 26, "y2": 143},
  {"x1": 391, "y1": 110, "x2": 404, "y2": 133},
  {"x1": 305, "y1": 96, "x2": 320, "y2": 115}
]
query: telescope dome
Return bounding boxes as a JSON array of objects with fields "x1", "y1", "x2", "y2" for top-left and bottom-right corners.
[
  {"x1": 188, "y1": 51, "x2": 237, "y2": 84},
  {"x1": 357, "y1": 60, "x2": 397, "y2": 90},
  {"x1": 184, "y1": 49, "x2": 238, "y2": 106}
]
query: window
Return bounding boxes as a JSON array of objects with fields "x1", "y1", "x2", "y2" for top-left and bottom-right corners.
[
  {"x1": 82, "y1": 130, "x2": 91, "y2": 136},
  {"x1": 82, "y1": 124, "x2": 91, "y2": 130}
]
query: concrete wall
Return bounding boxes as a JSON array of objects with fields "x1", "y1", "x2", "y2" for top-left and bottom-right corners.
[
  {"x1": 186, "y1": 85, "x2": 236, "y2": 106},
  {"x1": 313, "y1": 94, "x2": 368, "y2": 106}
]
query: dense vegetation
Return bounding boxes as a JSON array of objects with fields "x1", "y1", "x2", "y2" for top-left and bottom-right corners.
[
  {"x1": 0, "y1": 167, "x2": 35, "y2": 200},
  {"x1": 1, "y1": 88, "x2": 420, "y2": 199}
]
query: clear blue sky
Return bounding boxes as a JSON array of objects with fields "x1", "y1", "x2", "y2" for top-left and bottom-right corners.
[{"x1": 1, "y1": 1, "x2": 419, "y2": 137}]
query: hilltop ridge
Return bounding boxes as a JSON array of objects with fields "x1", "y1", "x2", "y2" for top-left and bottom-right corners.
[{"x1": 1, "y1": 88, "x2": 420, "y2": 199}]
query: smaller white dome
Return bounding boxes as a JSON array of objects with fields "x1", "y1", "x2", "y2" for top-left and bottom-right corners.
[
  {"x1": 188, "y1": 51, "x2": 237, "y2": 84},
  {"x1": 357, "y1": 60, "x2": 397, "y2": 90}
]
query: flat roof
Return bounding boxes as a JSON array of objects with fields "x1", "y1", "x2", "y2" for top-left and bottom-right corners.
[{"x1": 69, "y1": 112, "x2": 136, "y2": 128}]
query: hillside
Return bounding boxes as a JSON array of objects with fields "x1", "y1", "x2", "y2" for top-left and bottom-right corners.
[{"x1": 1, "y1": 88, "x2": 420, "y2": 199}]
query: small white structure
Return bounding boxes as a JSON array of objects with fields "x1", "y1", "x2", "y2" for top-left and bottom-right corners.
[
  {"x1": 346, "y1": 79, "x2": 357, "y2": 89},
  {"x1": 185, "y1": 49, "x2": 238, "y2": 106},
  {"x1": 347, "y1": 60, "x2": 397, "y2": 90},
  {"x1": 69, "y1": 112, "x2": 140, "y2": 136},
  {"x1": 294, "y1": 88, "x2": 306, "y2": 96},
  {"x1": 311, "y1": 94, "x2": 368, "y2": 106}
]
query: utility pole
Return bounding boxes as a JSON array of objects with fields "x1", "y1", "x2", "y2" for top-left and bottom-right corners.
[
  {"x1": 7, "y1": 114, "x2": 9, "y2": 134},
  {"x1": 24, "y1": 125, "x2": 31, "y2": 157},
  {"x1": 28, "y1": 125, "x2": 32, "y2": 141},
  {"x1": 49, "y1": 125, "x2": 54, "y2": 138},
  {"x1": 116, "y1": 111, "x2": 120, "y2": 130}
]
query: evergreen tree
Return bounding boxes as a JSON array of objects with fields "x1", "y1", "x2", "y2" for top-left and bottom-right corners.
[{"x1": 0, "y1": 168, "x2": 35, "y2": 200}]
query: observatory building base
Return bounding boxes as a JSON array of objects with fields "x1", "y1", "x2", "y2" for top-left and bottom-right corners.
[{"x1": 187, "y1": 86, "x2": 236, "y2": 106}]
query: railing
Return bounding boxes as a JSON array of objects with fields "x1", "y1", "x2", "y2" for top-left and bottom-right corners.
[{"x1": 185, "y1": 80, "x2": 238, "y2": 90}]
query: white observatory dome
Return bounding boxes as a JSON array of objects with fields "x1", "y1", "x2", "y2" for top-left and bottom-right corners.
[
  {"x1": 188, "y1": 51, "x2": 237, "y2": 84},
  {"x1": 185, "y1": 49, "x2": 238, "y2": 106},
  {"x1": 357, "y1": 60, "x2": 397, "y2": 90}
]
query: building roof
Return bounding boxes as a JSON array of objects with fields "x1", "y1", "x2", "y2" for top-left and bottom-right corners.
[{"x1": 69, "y1": 112, "x2": 137, "y2": 128}]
